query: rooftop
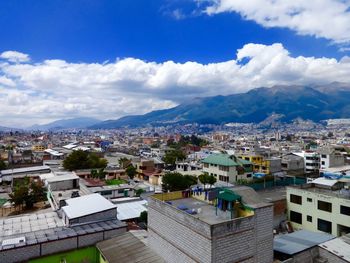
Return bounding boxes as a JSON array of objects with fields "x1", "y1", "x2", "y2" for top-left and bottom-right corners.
[
  {"x1": 151, "y1": 186, "x2": 270, "y2": 225},
  {"x1": 274, "y1": 230, "x2": 334, "y2": 255},
  {"x1": 0, "y1": 219, "x2": 125, "y2": 251},
  {"x1": 96, "y1": 232, "x2": 164, "y2": 263},
  {"x1": 202, "y1": 153, "x2": 251, "y2": 166},
  {"x1": 62, "y1": 193, "x2": 117, "y2": 219},
  {"x1": 0, "y1": 165, "x2": 51, "y2": 176},
  {"x1": 0, "y1": 212, "x2": 63, "y2": 239},
  {"x1": 319, "y1": 234, "x2": 350, "y2": 261},
  {"x1": 116, "y1": 200, "x2": 147, "y2": 221},
  {"x1": 46, "y1": 173, "x2": 79, "y2": 183}
]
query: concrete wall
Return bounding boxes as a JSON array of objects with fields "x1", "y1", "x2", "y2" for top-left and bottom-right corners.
[
  {"x1": 254, "y1": 206, "x2": 274, "y2": 263},
  {"x1": 49, "y1": 179, "x2": 77, "y2": 191},
  {"x1": 68, "y1": 208, "x2": 117, "y2": 226},
  {"x1": 0, "y1": 226, "x2": 127, "y2": 263},
  {"x1": 318, "y1": 247, "x2": 348, "y2": 263},
  {"x1": 148, "y1": 197, "x2": 273, "y2": 263}
]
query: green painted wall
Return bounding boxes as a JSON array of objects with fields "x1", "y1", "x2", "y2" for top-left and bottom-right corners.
[{"x1": 29, "y1": 246, "x2": 99, "y2": 263}]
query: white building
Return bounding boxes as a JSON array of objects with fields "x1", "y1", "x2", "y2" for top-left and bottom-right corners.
[
  {"x1": 287, "y1": 178, "x2": 350, "y2": 236},
  {"x1": 202, "y1": 153, "x2": 253, "y2": 184}
]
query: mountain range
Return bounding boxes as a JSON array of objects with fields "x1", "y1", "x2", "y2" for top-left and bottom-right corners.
[
  {"x1": 29, "y1": 117, "x2": 101, "y2": 130},
  {"x1": 89, "y1": 83, "x2": 350, "y2": 129}
]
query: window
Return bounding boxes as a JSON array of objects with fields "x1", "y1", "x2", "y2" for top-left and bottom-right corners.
[
  {"x1": 318, "y1": 219, "x2": 332, "y2": 233},
  {"x1": 307, "y1": 198, "x2": 312, "y2": 202},
  {"x1": 340, "y1": 205, "x2": 350, "y2": 216},
  {"x1": 203, "y1": 163, "x2": 209, "y2": 168},
  {"x1": 321, "y1": 154, "x2": 327, "y2": 158},
  {"x1": 318, "y1": 201, "x2": 332, "y2": 212},
  {"x1": 290, "y1": 211, "x2": 302, "y2": 224},
  {"x1": 118, "y1": 189, "x2": 125, "y2": 193},
  {"x1": 321, "y1": 161, "x2": 325, "y2": 165},
  {"x1": 290, "y1": 194, "x2": 302, "y2": 205},
  {"x1": 307, "y1": 215, "x2": 312, "y2": 222},
  {"x1": 247, "y1": 174, "x2": 252, "y2": 178},
  {"x1": 100, "y1": 190, "x2": 112, "y2": 196}
]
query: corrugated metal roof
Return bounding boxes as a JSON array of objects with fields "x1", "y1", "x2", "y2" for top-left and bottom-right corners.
[
  {"x1": 116, "y1": 200, "x2": 147, "y2": 221},
  {"x1": 202, "y1": 153, "x2": 251, "y2": 166},
  {"x1": 274, "y1": 230, "x2": 334, "y2": 255},
  {"x1": 62, "y1": 194, "x2": 116, "y2": 219},
  {"x1": 96, "y1": 232, "x2": 164, "y2": 263},
  {"x1": 319, "y1": 234, "x2": 350, "y2": 261}
]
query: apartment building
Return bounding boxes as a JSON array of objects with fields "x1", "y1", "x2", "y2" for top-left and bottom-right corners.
[
  {"x1": 237, "y1": 154, "x2": 281, "y2": 175},
  {"x1": 202, "y1": 153, "x2": 253, "y2": 184},
  {"x1": 294, "y1": 151, "x2": 320, "y2": 174},
  {"x1": 287, "y1": 178, "x2": 350, "y2": 236},
  {"x1": 148, "y1": 186, "x2": 273, "y2": 263},
  {"x1": 318, "y1": 147, "x2": 345, "y2": 170}
]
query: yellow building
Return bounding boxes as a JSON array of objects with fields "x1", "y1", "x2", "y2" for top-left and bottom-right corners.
[
  {"x1": 32, "y1": 145, "x2": 46, "y2": 151},
  {"x1": 237, "y1": 154, "x2": 281, "y2": 175},
  {"x1": 287, "y1": 178, "x2": 350, "y2": 237}
]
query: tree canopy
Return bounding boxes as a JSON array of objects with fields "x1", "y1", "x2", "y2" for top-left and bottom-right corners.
[
  {"x1": 162, "y1": 172, "x2": 197, "y2": 192},
  {"x1": 0, "y1": 160, "x2": 7, "y2": 170},
  {"x1": 167, "y1": 135, "x2": 208, "y2": 148},
  {"x1": 10, "y1": 178, "x2": 46, "y2": 209},
  {"x1": 63, "y1": 150, "x2": 108, "y2": 171},
  {"x1": 198, "y1": 173, "x2": 216, "y2": 186},
  {"x1": 162, "y1": 149, "x2": 186, "y2": 165},
  {"x1": 126, "y1": 165, "x2": 137, "y2": 180}
]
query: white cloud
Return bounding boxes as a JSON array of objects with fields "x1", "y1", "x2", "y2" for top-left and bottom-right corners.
[
  {"x1": 0, "y1": 51, "x2": 30, "y2": 63},
  {"x1": 203, "y1": 0, "x2": 350, "y2": 44},
  {"x1": 1, "y1": 43, "x2": 350, "y2": 127}
]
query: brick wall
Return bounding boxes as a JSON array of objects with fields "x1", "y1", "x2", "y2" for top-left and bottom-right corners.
[
  {"x1": 254, "y1": 206, "x2": 274, "y2": 263},
  {"x1": 148, "y1": 197, "x2": 274, "y2": 263}
]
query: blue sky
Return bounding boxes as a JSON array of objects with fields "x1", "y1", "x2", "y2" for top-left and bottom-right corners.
[
  {"x1": 1, "y1": 0, "x2": 350, "y2": 127},
  {"x1": 0, "y1": 0, "x2": 345, "y2": 63}
]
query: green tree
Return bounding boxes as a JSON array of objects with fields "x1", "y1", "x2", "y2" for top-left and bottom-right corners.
[
  {"x1": 126, "y1": 165, "x2": 137, "y2": 180},
  {"x1": 198, "y1": 173, "x2": 209, "y2": 185},
  {"x1": 135, "y1": 188, "x2": 145, "y2": 197},
  {"x1": 9, "y1": 178, "x2": 46, "y2": 210},
  {"x1": 207, "y1": 174, "x2": 217, "y2": 186},
  {"x1": 63, "y1": 150, "x2": 90, "y2": 171},
  {"x1": 63, "y1": 150, "x2": 108, "y2": 171},
  {"x1": 162, "y1": 149, "x2": 186, "y2": 165},
  {"x1": 162, "y1": 172, "x2": 197, "y2": 192},
  {"x1": 0, "y1": 160, "x2": 7, "y2": 170},
  {"x1": 118, "y1": 157, "x2": 130, "y2": 169},
  {"x1": 139, "y1": 211, "x2": 148, "y2": 224}
]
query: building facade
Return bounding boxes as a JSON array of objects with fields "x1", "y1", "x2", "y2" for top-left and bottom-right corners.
[
  {"x1": 287, "y1": 182, "x2": 350, "y2": 237},
  {"x1": 202, "y1": 154, "x2": 253, "y2": 184}
]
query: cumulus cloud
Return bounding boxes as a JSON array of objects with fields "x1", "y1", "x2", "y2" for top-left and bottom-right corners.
[
  {"x1": 1, "y1": 43, "x2": 350, "y2": 127},
  {"x1": 0, "y1": 51, "x2": 30, "y2": 63},
  {"x1": 202, "y1": 0, "x2": 350, "y2": 44}
]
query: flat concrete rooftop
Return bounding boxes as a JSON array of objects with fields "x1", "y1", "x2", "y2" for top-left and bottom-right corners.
[
  {"x1": 0, "y1": 212, "x2": 63, "y2": 238},
  {"x1": 168, "y1": 197, "x2": 243, "y2": 225}
]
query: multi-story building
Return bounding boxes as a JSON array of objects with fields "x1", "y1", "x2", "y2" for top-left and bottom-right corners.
[
  {"x1": 318, "y1": 147, "x2": 345, "y2": 170},
  {"x1": 202, "y1": 153, "x2": 253, "y2": 184},
  {"x1": 287, "y1": 178, "x2": 350, "y2": 236},
  {"x1": 237, "y1": 154, "x2": 281, "y2": 175},
  {"x1": 148, "y1": 186, "x2": 273, "y2": 263},
  {"x1": 294, "y1": 151, "x2": 320, "y2": 174}
]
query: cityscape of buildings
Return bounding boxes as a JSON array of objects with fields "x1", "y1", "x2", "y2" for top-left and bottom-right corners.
[
  {"x1": 0, "y1": 120, "x2": 349, "y2": 262},
  {"x1": 2, "y1": 1, "x2": 350, "y2": 262}
]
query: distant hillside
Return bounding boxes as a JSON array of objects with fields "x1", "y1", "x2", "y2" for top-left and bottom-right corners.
[
  {"x1": 30, "y1": 117, "x2": 101, "y2": 130},
  {"x1": 89, "y1": 84, "x2": 350, "y2": 129},
  {"x1": 0, "y1": 126, "x2": 20, "y2": 132}
]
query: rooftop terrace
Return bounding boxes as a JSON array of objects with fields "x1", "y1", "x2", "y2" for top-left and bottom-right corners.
[{"x1": 151, "y1": 187, "x2": 264, "y2": 225}]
